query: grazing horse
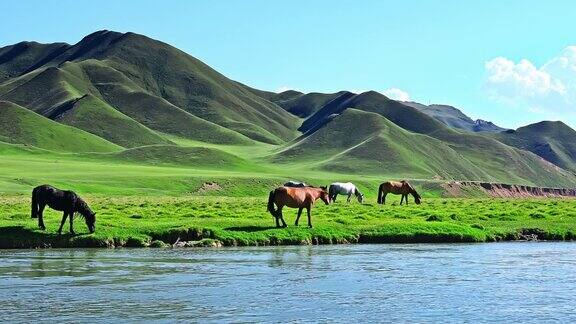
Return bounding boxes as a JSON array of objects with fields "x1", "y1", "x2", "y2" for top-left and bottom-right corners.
[
  {"x1": 377, "y1": 180, "x2": 421, "y2": 205},
  {"x1": 284, "y1": 181, "x2": 307, "y2": 187},
  {"x1": 31, "y1": 184, "x2": 96, "y2": 234},
  {"x1": 267, "y1": 186, "x2": 330, "y2": 228},
  {"x1": 328, "y1": 182, "x2": 364, "y2": 203}
]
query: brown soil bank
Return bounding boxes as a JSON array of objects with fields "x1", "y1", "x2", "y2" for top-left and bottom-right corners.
[{"x1": 442, "y1": 181, "x2": 576, "y2": 198}]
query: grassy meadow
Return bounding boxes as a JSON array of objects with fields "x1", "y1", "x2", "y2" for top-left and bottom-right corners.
[
  {"x1": 1, "y1": 140, "x2": 576, "y2": 248},
  {"x1": 2, "y1": 30, "x2": 576, "y2": 249},
  {"x1": 2, "y1": 194, "x2": 576, "y2": 248}
]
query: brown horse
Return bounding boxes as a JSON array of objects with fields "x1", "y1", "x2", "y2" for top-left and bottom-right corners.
[
  {"x1": 377, "y1": 180, "x2": 421, "y2": 205},
  {"x1": 267, "y1": 186, "x2": 330, "y2": 228}
]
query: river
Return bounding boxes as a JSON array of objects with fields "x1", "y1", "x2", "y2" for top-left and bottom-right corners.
[{"x1": 1, "y1": 243, "x2": 575, "y2": 322}]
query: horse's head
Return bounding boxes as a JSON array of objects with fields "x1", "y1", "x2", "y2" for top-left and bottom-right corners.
[
  {"x1": 355, "y1": 189, "x2": 364, "y2": 203},
  {"x1": 85, "y1": 212, "x2": 96, "y2": 233},
  {"x1": 77, "y1": 199, "x2": 96, "y2": 233},
  {"x1": 319, "y1": 188, "x2": 331, "y2": 205},
  {"x1": 413, "y1": 192, "x2": 422, "y2": 205}
]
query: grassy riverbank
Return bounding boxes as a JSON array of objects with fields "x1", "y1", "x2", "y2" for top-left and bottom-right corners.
[{"x1": 1, "y1": 196, "x2": 575, "y2": 248}]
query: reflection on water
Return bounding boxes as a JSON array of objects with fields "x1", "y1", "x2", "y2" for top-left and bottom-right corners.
[{"x1": 1, "y1": 243, "x2": 576, "y2": 322}]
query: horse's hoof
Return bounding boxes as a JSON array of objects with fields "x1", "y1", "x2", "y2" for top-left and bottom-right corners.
[
  {"x1": 39, "y1": 226, "x2": 46, "y2": 231},
  {"x1": 70, "y1": 231, "x2": 76, "y2": 235}
]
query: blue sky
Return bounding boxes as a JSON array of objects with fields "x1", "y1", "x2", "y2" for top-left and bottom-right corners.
[{"x1": 3, "y1": 0, "x2": 576, "y2": 128}]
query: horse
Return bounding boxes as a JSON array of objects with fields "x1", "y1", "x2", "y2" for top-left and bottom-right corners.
[
  {"x1": 377, "y1": 180, "x2": 421, "y2": 205},
  {"x1": 31, "y1": 184, "x2": 96, "y2": 234},
  {"x1": 267, "y1": 186, "x2": 330, "y2": 228},
  {"x1": 284, "y1": 181, "x2": 307, "y2": 187},
  {"x1": 328, "y1": 182, "x2": 364, "y2": 203}
]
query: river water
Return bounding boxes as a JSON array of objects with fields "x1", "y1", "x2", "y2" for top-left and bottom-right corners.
[{"x1": 0, "y1": 243, "x2": 575, "y2": 322}]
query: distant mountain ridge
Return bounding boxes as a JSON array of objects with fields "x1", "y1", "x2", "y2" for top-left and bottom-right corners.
[
  {"x1": 0, "y1": 30, "x2": 300, "y2": 146},
  {"x1": 1, "y1": 30, "x2": 576, "y2": 187},
  {"x1": 402, "y1": 101, "x2": 506, "y2": 133},
  {"x1": 492, "y1": 121, "x2": 576, "y2": 173}
]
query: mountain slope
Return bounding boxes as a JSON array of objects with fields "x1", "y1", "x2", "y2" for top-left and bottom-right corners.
[
  {"x1": 279, "y1": 107, "x2": 576, "y2": 186},
  {"x1": 0, "y1": 30, "x2": 300, "y2": 145},
  {"x1": 2, "y1": 30, "x2": 576, "y2": 188},
  {"x1": 276, "y1": 109, "x2": 490, "y2": 180},
  {"x1": 0, "y1": 101, "x2": 120, "y2": 152},
  {"x1": 300, "y1": 91, "x2": 449, "y2": 135},
  {"x1": 56, "y1": 94, "x2": 171, "y2": 148},
  {"x1": 272, "y1": 91, "x2": 347, "y2": 118},
  {"x1": 0, "y1": 41, "x2": 70, "y2": 82},
  {"x1": 403, "y1": 101, "x2": 505, "y2": 132},
  {"x1": 492, "y1": 121, "x2": 576, "y2": 173}
]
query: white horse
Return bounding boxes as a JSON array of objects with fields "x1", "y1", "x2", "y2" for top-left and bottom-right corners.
[
  {"x1": 284, "y1": 181, "x2": 307, "y2": 187},
  {"x1": 328, "y1": 182, "x2": 364, "y2": 203}
]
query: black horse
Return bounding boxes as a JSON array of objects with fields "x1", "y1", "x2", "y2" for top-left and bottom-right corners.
[{"x1": 31, "y1": 184, "x2": 96, "y2": 234}]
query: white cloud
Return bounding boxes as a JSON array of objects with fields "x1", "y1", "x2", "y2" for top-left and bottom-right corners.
[
  {"x1": 276, "y1": 86, "x2": 301, "y2": 93},
  {"x1": 484, "y1": 46, "x2": 576, "y2": 115},
  {"x1": 381, "y1": 88, "x2": 411, "y2": 101}
]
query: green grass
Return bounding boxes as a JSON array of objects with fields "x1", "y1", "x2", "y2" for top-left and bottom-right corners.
[
  {"x1": 57, "y1": 94, "x2": 171, "y2": 148},
  {"x1": 2, "y1": 30, "x2": 576, "y2": 249},
  {"x1": 1, "y1": 196, "x2": 575, "y2": 248},
  {"x1": 492, "y1": 121, "x2": 576, "y2": 173},
  {"x1": 0, "y1": 101, "x2": 121, "y2": 153},
  {"x1": 3, "y1": 30, "x2": 576, "y2": 188},
  {"x1": 275, "y1": 109, "x2": 576, "y2": 187}
]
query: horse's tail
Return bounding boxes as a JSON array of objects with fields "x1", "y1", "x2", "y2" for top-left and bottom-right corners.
[
  {"x1": 31, "y1": 187, "x2": 39, "y2": 218},
  {"x1": 377, "y1": 184, "x2": 384, "y2": 204},
  {"x1": 267, "y1": 190, "x2": 277, "y2": 217}
]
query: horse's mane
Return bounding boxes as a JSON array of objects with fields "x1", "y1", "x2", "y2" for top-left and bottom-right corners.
[
  {"x1": 305, "y1": 185, "x2": 328, "y2": 191},
  {"x1": 401, "y1": 180, "x2": 419, "y2": 195},
  {"x1": 75, "y1": 197, "x2": 93, "y2": 219}
]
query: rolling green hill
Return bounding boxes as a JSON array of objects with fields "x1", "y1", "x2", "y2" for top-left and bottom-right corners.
[
  {"x1": 276, "y1": 109, "x2": 488, "y2": 179},
  {"x1": 0, "y1": 101, "x2": 120, "y2": 152},
  {"x1": 403, "y1": 101, "x2": 506, "y2": 133},
  {"x1": 492, "y1": 121, "x2": 576, "y2": 173},
  {"x1": 0, "y1": 30, "x2": 300, "y2": 145},
  {"x1": 273, "y1": 91, "x2": 347, "y2": 118},
  {"x1": 56, "y1": 94, "x2": 171, "y2": 148},
  {"x1": 276, "y1": 108, "x2": 576, "y2": 187},
  {"x1": 2, "y1": 30, "x2": 576, "y2": 191},
  {"x1": 299, "y1": 91, "x2": 447, "y2": 135},
  {"x1": 0, "y1": 41, "x2": 70, "y2": 82}
]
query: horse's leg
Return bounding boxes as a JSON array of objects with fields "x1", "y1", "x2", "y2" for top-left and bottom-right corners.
[
  {"x1": 295, "y1": 207, "x2": 303, "y2": 226},
  {"x1": 278, "y1": 207, "x2": 287, "y2": 228},
  {"x1": 400, "y1": 195, "x2": 404, "y2": 205},
  {"x1": 406, "y1": 195, "x2": 409, "y2": 205},
  {"x1": 306, "y1": 206, "x2": 312, "y2": 228},
  {"x1": 38, "y1": 203, "x2": 46, "y2": 230},
  {"x1": 333, "y1": 194, "x2": 337, "y2": 203},
  {"x1": 69, "y1": 211, "x2": 75, "y2": 235},
  {"x1": 382, "y1": 193, "x2": 387, "y2": 205},
  {"x1": 273, "y1": 203, "x2": 281, "y2": 227},
  {"x1": 57, "y1": 212, "x2": 68, "y2": 234},
  {"x1": 347, "y1": 194, "x2": 351, "y2": 203}
]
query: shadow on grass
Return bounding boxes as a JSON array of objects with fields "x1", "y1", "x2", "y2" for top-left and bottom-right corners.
[
  {"x1": 0, "y1": 226, "x2": 100, "y2": 248},
  {"x1": 224, "y1": 225, "x2": 278, "y2": 232}
]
